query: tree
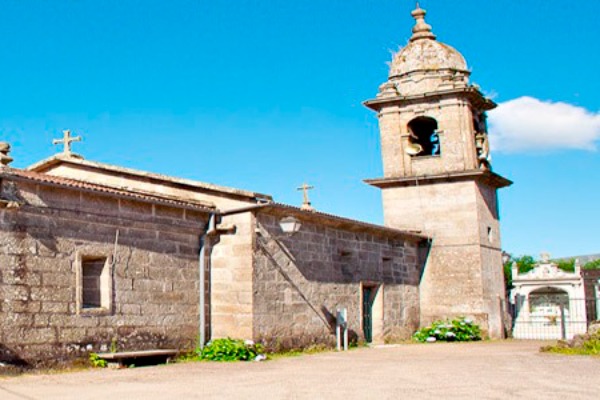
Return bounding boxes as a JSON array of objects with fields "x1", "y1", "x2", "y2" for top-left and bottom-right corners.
[
  {"x1": 503, "y1": 255, "x2": 537, "y2": 290},
  {"x1": 583, "y1": 259, "x2": 600, "y2": 270},
  {"x1": 554, "y1": 258, "x2": 575, "y2": 272}
]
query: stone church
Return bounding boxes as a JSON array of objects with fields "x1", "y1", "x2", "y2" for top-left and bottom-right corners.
[{"x1": 0, "y1": 5, "x2": 510, "y2": 365}]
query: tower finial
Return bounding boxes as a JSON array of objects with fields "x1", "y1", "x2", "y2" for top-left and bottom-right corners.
[{"x1": 410, "y1": 3, "x2": 436, "y2": 41}]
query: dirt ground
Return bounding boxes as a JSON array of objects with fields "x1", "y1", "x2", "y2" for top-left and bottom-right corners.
[{"x1": 1, "y1": 340, "x2": 598, "y2": 400}]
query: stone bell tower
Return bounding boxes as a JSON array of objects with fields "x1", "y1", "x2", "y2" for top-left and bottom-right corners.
[{"x1": 364, "y1": 5, "x2": 512, "y2": 337}]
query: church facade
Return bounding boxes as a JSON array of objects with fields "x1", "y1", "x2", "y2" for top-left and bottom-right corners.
[{"x1": 0, "y1": 5, "x2": 509, "y2": 365}]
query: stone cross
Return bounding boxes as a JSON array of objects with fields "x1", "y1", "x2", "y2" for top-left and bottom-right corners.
[
  {"x1": 297, "y1": 183, "x2": 314, "y2": 211},
  {"x1": 53, "y1": 130, "x2": 82, "y2": 156},
  {"x1": 540, "y1": 252, "x2": 551, "y2": 263}
]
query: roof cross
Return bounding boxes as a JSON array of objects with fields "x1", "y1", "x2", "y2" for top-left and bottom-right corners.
[
  {"x1": 297, "y1": 183, "x2": 315, "y2": 211},
  {"x1": 53, "y1": 130, "x2": 82, "y2": 156}
]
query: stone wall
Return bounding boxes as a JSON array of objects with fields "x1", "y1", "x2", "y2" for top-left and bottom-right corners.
[
  {"x1": 376, "y1": 97, "x2": 479, "y2": 179},
  {"x1": 252, "y1": 211, "x2": 422, "y2": 350},
  {"x1": 209, "y1": 210, "x2": 255, "y2": 340},
  {"x1": 382, "y1": 180, "x2": 505, "y2": 337},
  {"x1": 0, "y1": 178, "x2": 207, "y2": 366}
]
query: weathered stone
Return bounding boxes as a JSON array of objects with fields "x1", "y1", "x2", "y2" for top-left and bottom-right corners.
[
  {"x1": 363, "y1": 5, "x2": 510, "y2": 338},
  {"x1": 0, "y1": 178, "x2": 205, "y2": 365},
  {"x1": 252, "y1": 213, "x2": 422, "y2": 347}
]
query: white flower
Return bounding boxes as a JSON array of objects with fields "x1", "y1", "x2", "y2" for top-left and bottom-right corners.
[
  {"x1": 463, "y1": 318, "x2": 473, "y2": 324},
  {"x1": 445, "y1": 332, "x2": 456, "y2": 338},
  {"x1": 433, "y1": 329, "x2": 441, "y2": 335},
  {"x1": 254, "y1": 354, "x2": 267, "y2": 362},
  {"x1": 426, "y1": 337, "x2": 437, "y2": 343},
  {"x1": 244, "y1": 340, "x2": 255, "y2": 346}
]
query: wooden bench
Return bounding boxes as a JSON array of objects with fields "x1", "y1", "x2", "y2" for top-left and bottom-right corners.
[{"x1": 95, "y1": 349, "x2": 178, "y2": 368}]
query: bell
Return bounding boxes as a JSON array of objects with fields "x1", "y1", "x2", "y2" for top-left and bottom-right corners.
[{"x1": 405, "y1": 141, "x2": 423, "y2": 156}]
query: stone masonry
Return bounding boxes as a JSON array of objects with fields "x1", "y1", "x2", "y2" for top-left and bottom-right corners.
[
  {"x1": 364, "y1": 6, "x2": 511, "y2": 337},
  {"x1": 0, "y1": 170, "x2": 208, "y2": 366},
  {"x1": 0, "y1": 5, "x2": 515, "y2": 364},
  {"x1": 26, "y1": 154, "x2": 271, "y2": 343},
  {"x1": 252, "y1": 208, "x2": 425, "y2": 349}
]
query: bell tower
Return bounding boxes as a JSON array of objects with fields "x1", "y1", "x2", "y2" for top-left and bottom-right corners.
[{"x1": 364, "y1": 5, "x2": 512, "y2": 337}]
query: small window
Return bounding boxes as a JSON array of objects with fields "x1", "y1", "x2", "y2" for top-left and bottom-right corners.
[
  {"x1": 77, "y1": 255, "x2": 112, "y2": 314},
  {"x1": 407, "y1": 117, "x2": 440, "y2": 157},
  {"x1": 487, "y1": 227, "x2": 494, "y2": 243},
  {"x1": 82, "y1": 259, "x2": 105, "y2": 308}
]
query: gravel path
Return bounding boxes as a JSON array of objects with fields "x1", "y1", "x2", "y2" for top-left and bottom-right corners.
[{"x1": 1, "y1": 340, "x2": 598, "y2": 400}]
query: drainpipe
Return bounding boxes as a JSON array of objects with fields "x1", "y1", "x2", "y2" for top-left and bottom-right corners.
[{"x1": 199, "y1": 212, "x2": 217, "y2": 350}]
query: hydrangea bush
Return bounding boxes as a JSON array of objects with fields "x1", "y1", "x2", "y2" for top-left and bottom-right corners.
[
  {"x1": 199, "y1": 338, "x2": 265, "y2": 361},
  {"x1": 413, "y1": 317, "x2": 482, "y2": 343}
]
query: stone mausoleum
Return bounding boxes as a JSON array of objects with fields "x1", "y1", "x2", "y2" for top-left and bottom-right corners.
[
  {"x1": 0, "y1": 5, "x2": 510, "y2": 365},
  {"x1": 511, "y1": 255, "x2": 587, "y2": 340}
]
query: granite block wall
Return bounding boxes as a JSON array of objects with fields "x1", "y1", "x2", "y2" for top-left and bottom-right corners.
[
  {"x1": 0, "y1": 178, "x2": 207, "y2": 366},
  {"x1": 252, "y1": 212, "x2": 423, "y2": 349}
]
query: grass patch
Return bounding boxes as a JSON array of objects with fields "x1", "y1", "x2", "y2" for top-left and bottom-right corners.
[
  {"x1": 541, "y1": 333, "x2": 600, "y2": 356},
  {"x1": 267, "y1": 344, "x2": 331, "y2": 360}
]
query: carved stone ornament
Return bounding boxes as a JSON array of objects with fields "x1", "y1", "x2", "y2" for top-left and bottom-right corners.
[
  {"x1": 0, "y1": 142, "x2": 13, "y2": 167},
  {"x1": 516, "y1": 263, "x2": 579, "y2": 281}
]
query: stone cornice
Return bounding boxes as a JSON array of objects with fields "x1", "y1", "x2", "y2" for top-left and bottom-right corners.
[
  {"x1": 363, "y1": 86, "x2": 496, "y2": 112},
  {"x1": 364, "y1": 170, "x2": 512, "y2": 189}
]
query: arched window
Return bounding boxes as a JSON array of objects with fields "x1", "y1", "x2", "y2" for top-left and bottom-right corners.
[{"x1": 406, "y1": 117, "x2": 440, "y2": 157}]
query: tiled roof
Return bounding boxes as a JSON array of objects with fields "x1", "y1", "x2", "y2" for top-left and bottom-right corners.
[
  {"x1": 1, "y1": 168, "x2": 214, "y2": 212},
  {"x1": 27, "y1": 155, "x2": 272, "y2": 202},
  {"x1": 261, "y1": 202, "x2": 427, "y2": 242}
]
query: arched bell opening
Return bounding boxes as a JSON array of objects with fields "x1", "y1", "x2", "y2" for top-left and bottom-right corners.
[{"x1": 406, "y1": 117, "x2": 440, "y2": 157}]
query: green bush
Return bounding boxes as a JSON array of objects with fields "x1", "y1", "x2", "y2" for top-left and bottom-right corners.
[
  {"x1": 88, "y1": 353, "x2": 107, "y2": 368},
  {"x1": 583, "y1": 259, "x2": 600, "y2": 270},
  {"x1": 503, "y1": 255, "x2": 537, "y2": 289},
  {"x1": 413, "y1": 317, "x2": 482, "y2": 343},
  {"x1": 199, "y1": 338, "x2": 265, "y2": 361}
]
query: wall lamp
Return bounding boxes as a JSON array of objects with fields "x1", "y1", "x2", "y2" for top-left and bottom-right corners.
[{"x1": 279, "y1": 216, "x2": 302, "y2": 236}]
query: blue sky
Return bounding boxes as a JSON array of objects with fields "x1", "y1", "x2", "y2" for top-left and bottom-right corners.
[{"x1": 1, "y1": 0, "x2": 598, "y2": 258}]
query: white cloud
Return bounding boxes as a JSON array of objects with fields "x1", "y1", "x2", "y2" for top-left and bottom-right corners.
[{"x1": 488, "y1": 96, "x2": 600, "y2": 153}]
